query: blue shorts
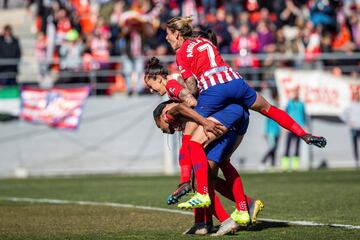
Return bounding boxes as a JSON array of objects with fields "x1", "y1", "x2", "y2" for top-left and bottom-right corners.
[
  {"x1": 194, "y1": 78, "x2": 257, "y2": 121},
  {"x1": 205, "y1": 106, "x2": 249, "y2": 164},
  {"x1": 210, "y1": 103, "x2": 247, "y2": 130}
]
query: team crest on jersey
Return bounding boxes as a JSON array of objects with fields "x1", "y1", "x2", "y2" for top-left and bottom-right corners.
[
  {"x1": 178, "y1": 66, "x2": 185, "y2": 74},
  {"x1": 169, "y1": 87, "x2": 176, "y2": 96}
]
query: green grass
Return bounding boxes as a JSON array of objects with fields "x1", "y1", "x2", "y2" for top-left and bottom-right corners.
[{"x1": 0, "y1": 169, "x2": 359, "y2": 239}]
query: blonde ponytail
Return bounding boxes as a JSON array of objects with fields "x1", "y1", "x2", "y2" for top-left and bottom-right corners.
[{"x1": 166, "y1": 16, "x2": 194, "y2": 38}]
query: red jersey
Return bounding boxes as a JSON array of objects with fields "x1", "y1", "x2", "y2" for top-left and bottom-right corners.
[
  {"x1": 165, "y1": 79, "x2": 183, "y2": 101},
  {"x1": 176, "y1": 37, "x2": 241, "y2": 92}
]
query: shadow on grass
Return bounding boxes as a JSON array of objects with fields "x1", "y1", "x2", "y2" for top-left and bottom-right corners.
[
  {"x1": 246, "y1": 220, "x2": 290, "y2": 231},
  {"x1": 210, "y1": 220, "x2": 289, "y2": 234}
]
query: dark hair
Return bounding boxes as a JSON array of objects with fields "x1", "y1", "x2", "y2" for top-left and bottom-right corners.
[
  {"x1": 192, "y1": 29, "x2": 218, "y2": 46},
  {"x1": 3, "y1": 24, "x2": 12, "y2": 32},
  {"x1": 144, "y1": 57, "x2": 168, "y2": 81},
  {"x1": 153, "y1": 100, "x2": 177, "y2": 121}
]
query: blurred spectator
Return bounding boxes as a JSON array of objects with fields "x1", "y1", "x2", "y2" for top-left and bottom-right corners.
[
  {"x1": 235, "y1": 11, "x2": 251, "y2": 29},
  {"x1": 279, "y1": 0, "x2": 302, "y2": 27},
  {"x1": 260, "y1": 90, "x2": 281, "y2": 170},
  {"x1": 332, "y1": 15, "x2": 355, "y2": 52},
  {"x1": 97, "y1": 0, "x2": 115, "y2": 24},
  {"x1": 201, "y1": 0, "x2": 216, "y2": 15},
  {"x1": 342, "y1": 92, "x2": 360, "y2": 168},
  {"x1": 349, "y1": 10, "x2": 360, "y2": 49},
  {"x1": 230, "y1": 24, "x2": 260, "y2": 81},
  {"x1": 2, "y1": 0, "x2": 8, "y2": 9},
  {"x1": 35, "y1": 32, "x2": 49, "y2": 83},
  {"x1": 143, "y1": 23, "x2": 168, "y2": 56},
  {"x1": 35, "y1": 0, "x2": 58, "y2": 34},
  {"x1": 89, "y1": 21, "x2": 112, "y2": 94},
  {"x1": 58, "y1": 29, "x2": 84, "y2": 82},
  {"x1": 213, "y1": 8, "x2": 232, "y2": 53},
  {"x1": 120, "y1": 29, "x2": 145, "y2": 96},
  {"x1": 303, "y1": 21, "x2": 321, "y2": 63},
  {"x1": 224, "y1": 0, "x2": 244, "y2": 18},
  {"x1": 256, "y1": 20, "x2": 276, "y2": 53},
  {"x1": 0, "y1": 25, "x2": 21, "y2": 86},
  {"x1": 182, "y1": 0, "x2": 199, "y2": 25},
  {"x1": 310, "y1": 0, "x2": 337, "y2": 33},
  {"x1": 281, "y1": 87, "x2": 306, "y2": 171},
  {"x1": 54, "y1": 8, "x2": 72, "y2": 47}
]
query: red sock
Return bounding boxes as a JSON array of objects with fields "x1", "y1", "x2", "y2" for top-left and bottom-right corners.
[
  {"x1": 179, "y1": 135, "x2": 192, "y2": 183},
  {"x1": 215, "y1": 178, "x2": 234, "y2": 201},
  {"x1": 221, "y1": 161, "x2": 247, "y2": 211},
  {"x1": 261, "y1": 105, "x2": 307, "y2": 137},
  {"x1": 188, "y1": 141, "x2": 208, "y2": 194},
  {"x1": 209, "y1": 184, "x2": 229, "y2": 222},
  {"x1": 215, "y1": 178, "x2": 252, "y2": 206}
]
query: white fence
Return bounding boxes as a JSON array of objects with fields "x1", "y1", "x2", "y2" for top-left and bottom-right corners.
[{"x1": 0, "y1": 94, "x2": 356, "y2": 178}]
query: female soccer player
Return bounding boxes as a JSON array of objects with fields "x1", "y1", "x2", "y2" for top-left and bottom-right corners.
[
  {"x1": 153, "y1": 100, "x2": 264, "y2": 235},
  {"x1": 165, "y1": 16, "x2": 326, "y2": 149}
]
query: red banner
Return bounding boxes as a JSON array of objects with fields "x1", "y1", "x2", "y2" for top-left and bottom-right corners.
[
  {"x1": 20, "y1": 86, "x2": 91, "y2": 129},
  {"x1": 275, "y1": 69, "x2": 360, "y2": 116}
]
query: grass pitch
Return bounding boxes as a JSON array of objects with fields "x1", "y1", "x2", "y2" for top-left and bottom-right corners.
[{"x1": 0, "y1": 169, "x2": 359, "y2": 239}]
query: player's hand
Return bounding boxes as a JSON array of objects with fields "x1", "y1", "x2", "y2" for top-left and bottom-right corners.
[
  {"x1": 301, "y1": 134, "x2": 327, "y2": 148},
  {"x1": 202, "y1": 119, "x2": 225, "y2": 138}
]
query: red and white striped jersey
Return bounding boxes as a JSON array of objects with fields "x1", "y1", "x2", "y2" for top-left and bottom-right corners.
[{"x1": 176, "y1": 37, "x2": 241, "y2": 92}]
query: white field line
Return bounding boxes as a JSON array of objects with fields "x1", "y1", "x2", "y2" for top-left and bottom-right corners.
[{"x1": 1, "y1": 197, "x2": 360, "y2": 230}]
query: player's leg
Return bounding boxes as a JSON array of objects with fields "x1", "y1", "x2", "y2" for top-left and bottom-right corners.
[
  {"x1": 250, "y1": 92, "x2": 326, "y2": 147},
  {"x1": 208, "y1": 160, "x2": 238, "y2": 236},
  {"x1": 214, "y1": 177, "x2": 264, "y2": 224},
  {"x1": 177, "y1": 121, "x2": 229, "y2": 208},
  {"x1": 205, "y1": 123, "x2": 250, "y2": 234},
  {"x1": 167, "y1": 122, "x2": 198, "y2": 205},
  {"x1": 210, "y1": 79, "x2": 326, "y2": 147},
  {"x1": 182, "y1": 208, "x2": 208, "y2": 235},
  {"x1": 178, "y1": 103, "x2": 245, "y2": 209},
  {"x1": 215, "y1": 111, "x2": 263, "y2": 225}
]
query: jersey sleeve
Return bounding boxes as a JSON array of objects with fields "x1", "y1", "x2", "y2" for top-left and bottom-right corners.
[
  {"x1": 165, "y1": 79, "x2": 183, "y2": 100},
  {"x1": 176, "y1": 48, "x2": 193, "y2": 80}
]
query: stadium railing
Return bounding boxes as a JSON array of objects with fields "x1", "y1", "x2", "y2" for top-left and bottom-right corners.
[{"x1": 0, "y1": 52, "x2": 359, "y2": 94}]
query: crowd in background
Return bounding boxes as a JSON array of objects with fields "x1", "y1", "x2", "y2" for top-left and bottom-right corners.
[{"x1": 0, "y1": 0, "x2": 360, "y2": 94}]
